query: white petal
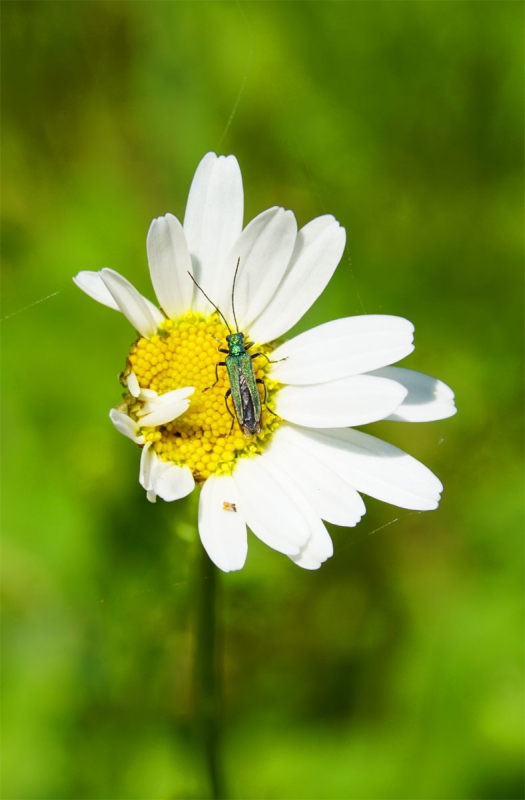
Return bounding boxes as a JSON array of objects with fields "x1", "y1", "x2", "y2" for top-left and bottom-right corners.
[
  {"x1": 183, "y1": 153, "x2": 243, "y2": 313},
  {"x1": 270, "y1": 316, "x2": 415, "y2": 385},
  {"x1": 282, "y1": 425, "x2": 443, "y2": 511},
  {"x1": 150, "y1": 459, "x2": 194, "y2": 502},
  {"x1": 222, "y1": 207, "x2": 298, "y2": 331},
  {"x1": 73, "y1": 271, "x2": 120, "y2": 310},
  {"x1": 139, "y1": 388, "x2": 158, "y2": 401},
  {"x1": 146, "y1": 213, "x2": 193, "y2": 317},
  {"x1": 137, "y1": 401, "x2": 190, "y2": 428},
  {"x1": 198, "y1": 474, "x2": 248, "y2": 572},
  {"x1": 140, "y1": 386, "x2": 194, "y2": 407},
  {"x1": 76, "y1": 270, "x2": 164, "y2": 329},
  {"x1": 232, "y1": 457, "x2": 311, "y2": 555},
  {"x1": 248, "y1": 215, "x2": 346, "y2": 344},
  {"x1": 289, "y1": 521, "x2": 336, "y2": 569},
  {"x1": 137, "y1": 387, "x2": 194, "y2": 427},
  {"x1": 289, "y1": 548, "x2": 324, "y2": 570},
  {"x1": 369, "y1": 367, "x2": 457, "y2": 422},
  {"x1": 263, "y1": 427, "x2": 366, "y2": 527},
  {"x1": 258, "y1": 454, "x2": 333, "y2": 569},
  {"x1": 139, "y1": 442, "x2": 155, "y2": 491},
  {"x1": 100, "y1": 268, "x2": 161, "y2": 338},
  {"x1": 275, "y1": 375, "x2": 408, "y2": 428},
  {"x1": 144, "y1": 300, "x2": 165, "y2": 329},
  {"x1": 109, "y1": 408, "x2": 144, "y2": 444},
  {"x1": 127, "y1": 372, "x2": 140, "y2": 398}
]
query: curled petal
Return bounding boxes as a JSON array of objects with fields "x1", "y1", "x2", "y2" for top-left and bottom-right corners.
[
  {"x1": 139, "y1": 444, "x2": 194, "y2": 502},
  {"x1": 137, "y1": 387, "x2": 194, "y2": 427},
  {"x1": 150, "y1": 459, "x2": 194, "y2": 502},
  {"x1": 139, "y1": 442, "x2": 156, "y2": 495},
  {"x1": 109, "y1": 409, "x2": 144, "y2": 444},
  {"x1": 126, "y1": 372, "x2": 140, "y2": 398},
  {"x1": 139, "y1": 388, "x2": 158, "y2": 400}
]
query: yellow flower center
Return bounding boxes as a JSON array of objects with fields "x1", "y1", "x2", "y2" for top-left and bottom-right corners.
[{"x1": 125, "y1": 311, "x2": 282, "y2": 483}]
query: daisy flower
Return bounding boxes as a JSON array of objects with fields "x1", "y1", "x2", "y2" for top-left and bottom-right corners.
[{"x1": 74, "y1": 152, "x2": 456, "y2": 572}]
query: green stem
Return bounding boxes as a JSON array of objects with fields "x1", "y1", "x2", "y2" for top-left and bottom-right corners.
[{"x1": 195, "y1": 544, "x2": 225, "y2": 799}]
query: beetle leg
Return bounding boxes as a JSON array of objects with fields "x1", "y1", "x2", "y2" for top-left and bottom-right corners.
[
  {"x1": 224, "y1": 388, "x2": 235, "y2": 417},
  {"x1": 204, "y1": 361, "x2": 226, "y2": 391},
  {"x1": 224, "y1": 389, "x2": 236, "y2": 435},
  {"x1": 255, "y1": 377, "x2": 268, "y2": 404},
  {"x1": 246, "y1": 341, "x2": 286, "y2": 364},
  {"x1": 251, "y1": 351, "x2": 287, "y2": 364},
  {"x1": 256, "y1": 378, "x2": 279, "y2": 418}
]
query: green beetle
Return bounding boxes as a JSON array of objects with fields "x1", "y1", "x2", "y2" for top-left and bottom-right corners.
[{"x1": 188, "y1": 260, "x2": 278, "y2": 437}]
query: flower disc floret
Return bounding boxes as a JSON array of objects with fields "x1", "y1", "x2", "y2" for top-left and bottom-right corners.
[{"x1": 126, "y1": 311, "x2": 281, "y2": 482}]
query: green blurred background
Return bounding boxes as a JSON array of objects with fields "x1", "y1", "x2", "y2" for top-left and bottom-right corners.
[{"x1": 2, "y1": 3, "x2": 523, "y2": 799}]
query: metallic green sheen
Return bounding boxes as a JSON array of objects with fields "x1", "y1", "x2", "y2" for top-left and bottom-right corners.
[{"x1": 225, "y1": 333, "x2": 262, "y2": 437}]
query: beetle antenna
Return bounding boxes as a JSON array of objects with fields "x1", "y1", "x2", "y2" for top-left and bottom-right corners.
[
  {"x1": 187, "y1": 272, "x2": 232, "y2": 334},
  {"x1": 231, "y1": 257, "x2": 241, "y2": 333}
]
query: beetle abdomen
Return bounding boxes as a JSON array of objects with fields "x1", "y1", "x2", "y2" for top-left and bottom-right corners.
[{"x1": 239, "y1": 373, "x2": 262, "y2": 436}]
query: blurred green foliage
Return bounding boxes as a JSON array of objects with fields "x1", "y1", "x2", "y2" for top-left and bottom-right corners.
[{"x1": 2, "y1": 2, "x2": 523, "y2": 799}]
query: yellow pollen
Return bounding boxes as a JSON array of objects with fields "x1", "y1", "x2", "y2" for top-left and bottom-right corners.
[{"x1": 124, "y1": 311, "x2": 282, "y2": 483}]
